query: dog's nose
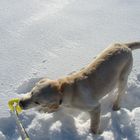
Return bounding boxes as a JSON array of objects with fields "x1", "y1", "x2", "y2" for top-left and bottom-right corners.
[{"x1": 19, "y1": 100, "x2": 24, "y2": 109}]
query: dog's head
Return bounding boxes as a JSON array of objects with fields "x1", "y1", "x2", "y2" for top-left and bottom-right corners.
[{"x1": 19, "y1": 79, "x2": 63, "y2": 112}]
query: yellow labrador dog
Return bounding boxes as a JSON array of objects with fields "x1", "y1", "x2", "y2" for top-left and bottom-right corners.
[{"x1": 19, "y1": 42, "x2": 140, "y2": 134}]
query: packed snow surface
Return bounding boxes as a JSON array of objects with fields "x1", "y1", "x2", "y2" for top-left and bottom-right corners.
[{"x1": 0, "y1": 0, "x2": 140, "y2": 139}]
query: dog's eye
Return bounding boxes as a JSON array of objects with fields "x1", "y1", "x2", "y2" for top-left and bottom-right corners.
[{"x1": 34, "y1": 101, "x2": 40, "y2": 105}]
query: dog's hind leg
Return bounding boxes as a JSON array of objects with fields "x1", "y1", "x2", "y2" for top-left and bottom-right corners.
[
  {"x1": 112, "y1": 58, "x2": 132, "y2": 111},
  {"x1": 112, "y1": 76, "x2": 128, "y2": 111},
  {"x1": 89, "y1": 103, "x2": 101, "y2": 134}
]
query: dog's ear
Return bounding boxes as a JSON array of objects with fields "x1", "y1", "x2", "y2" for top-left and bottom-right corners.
[
  {"x1": 50, "y1": 80, "x2": 63, "y2": 95},
  {"x1": 59, "y1": 82, "x2": 67, "y2": 93},
  {"x1": 57, "y1": 79, "x2": 68, "y2": 95}
]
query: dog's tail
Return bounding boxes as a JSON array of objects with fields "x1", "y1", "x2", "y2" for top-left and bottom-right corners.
[{"x1": 125, "y1": 42, "x2": 140, "y2": 50}]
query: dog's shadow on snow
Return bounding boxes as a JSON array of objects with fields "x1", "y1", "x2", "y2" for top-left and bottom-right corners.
[{"x1": 16, "y1": 77, "x2": 43, "y2": 94}]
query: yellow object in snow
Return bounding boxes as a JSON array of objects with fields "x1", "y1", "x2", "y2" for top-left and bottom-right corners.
[
  {"x1": 8, "y1": 98, "x2": 30, "y2": 140},
  {"x1": 8, "y1": 98, "x2": 22, "y2": 114}
]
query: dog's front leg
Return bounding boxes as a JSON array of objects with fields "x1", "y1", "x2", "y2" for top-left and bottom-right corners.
[{"x1": 89, "y1": 103, "x2": 101, "y2": 134}]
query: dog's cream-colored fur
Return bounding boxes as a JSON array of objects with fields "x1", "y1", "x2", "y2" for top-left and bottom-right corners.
[{"x1": 19, "y1": 42, "x2": 140, "y2": 134}]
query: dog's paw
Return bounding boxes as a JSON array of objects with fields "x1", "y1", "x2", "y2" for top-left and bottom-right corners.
[{"x1": 112, "y1": 104, "x2": 120, "y2": 111}]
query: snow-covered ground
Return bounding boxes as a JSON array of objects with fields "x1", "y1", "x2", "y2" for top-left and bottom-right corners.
[{"x1": 0, "y1": 0, "x2": 140, "y2": 139}]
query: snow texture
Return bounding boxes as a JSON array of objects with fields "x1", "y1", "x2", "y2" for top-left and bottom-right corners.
[{"x1": 0, "y1": 0, "x2": 140, "y2": 140}]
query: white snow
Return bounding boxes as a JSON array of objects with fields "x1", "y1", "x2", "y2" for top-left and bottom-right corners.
[{"x1": 0, "y1": 0, "x2": 140, "y2": 139}]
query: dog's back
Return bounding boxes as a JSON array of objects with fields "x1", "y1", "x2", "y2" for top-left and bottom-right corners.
[{"x1": 63, "y1": 43, "x2": 133, "y2": 100}]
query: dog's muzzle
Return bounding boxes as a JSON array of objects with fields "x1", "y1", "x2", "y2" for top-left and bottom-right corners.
[{"x1": 19, "y1": 98, "x2": 32, "y2": 110}]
